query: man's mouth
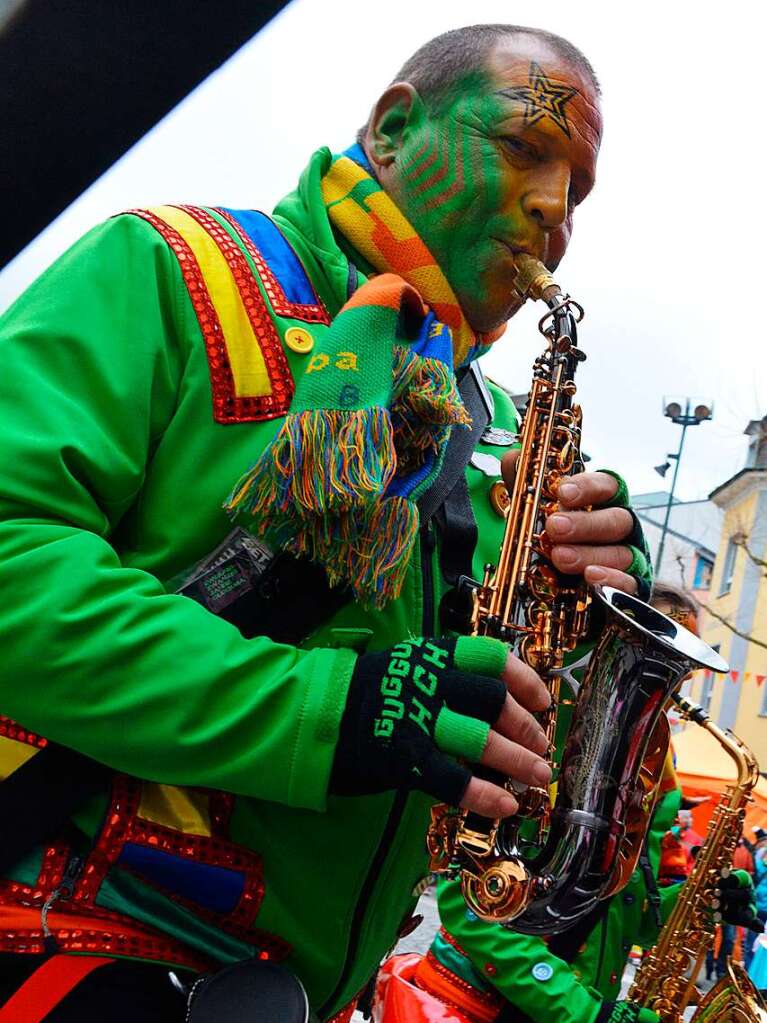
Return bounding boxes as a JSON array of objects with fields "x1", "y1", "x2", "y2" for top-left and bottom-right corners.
[
  {"x1": 501, "y1": 239, "x2": 548, "y2": 263},
  {"x1": 496, "y1": 238, "x2": 549, "y2": 267}
]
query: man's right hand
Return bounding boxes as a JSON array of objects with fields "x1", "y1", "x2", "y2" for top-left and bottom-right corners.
[{"x1": 329, "y1": 635, "x2": 551, "y2": 816}]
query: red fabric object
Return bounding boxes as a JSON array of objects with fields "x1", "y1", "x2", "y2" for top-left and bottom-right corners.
[
  {"x1": 0, "y1": 954, "x2": 114, "y2": 1022},
  {"x1": 733, "y1": 843, "x2": 755, "y2": 872},
  {"x1": 373, "y1": 954, "x2": 475, "y2": 1023},
  {"x1": 376, "y1": 949, "x2": 472, "y2": 1023},
  {"x1": 659, "y1": 832, "x2": 692, "y2": 881}
]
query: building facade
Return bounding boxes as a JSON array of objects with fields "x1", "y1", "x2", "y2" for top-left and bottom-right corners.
[
  {"x1": 684, "y1": 416, "x2": 767, "y2": 757},
  {"x1": 633, "y1": 491, "x2": 721, "y2": 605}
]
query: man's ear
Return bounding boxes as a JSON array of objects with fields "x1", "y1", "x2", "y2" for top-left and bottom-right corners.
[{"x1": 365, "y1": 82, "x2": 424, "y2": 170}]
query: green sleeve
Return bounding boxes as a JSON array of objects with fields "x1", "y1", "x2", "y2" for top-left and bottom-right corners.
[
  {"x1": 0, "y1": 215, "x2": 354, "y2": 810},
  {"x1": 436, "y1": 877, "x2": 603, "y2": 1023}
]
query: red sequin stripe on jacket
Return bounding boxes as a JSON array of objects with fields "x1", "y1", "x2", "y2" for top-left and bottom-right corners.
[{"x1": 0, "y1": 719, "x2": 289, "y2": 969}]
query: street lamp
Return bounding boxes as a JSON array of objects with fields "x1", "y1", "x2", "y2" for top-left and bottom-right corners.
[{"x1": 654, "y1": 397, "x2": 713, "y2": 577}]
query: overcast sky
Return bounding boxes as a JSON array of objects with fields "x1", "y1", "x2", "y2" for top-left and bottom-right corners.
[{"x1": 2, "y1": 0, "x2": 764, "y2": 503}]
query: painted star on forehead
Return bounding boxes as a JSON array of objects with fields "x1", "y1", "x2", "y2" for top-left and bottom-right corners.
[{"x1": 499, "y1": 61, "x2": 578, "y2": 138}]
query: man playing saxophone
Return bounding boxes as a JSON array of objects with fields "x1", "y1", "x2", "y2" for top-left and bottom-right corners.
[{"x1": 0, "y1": 23, "x2": 655, "y2": 1020}]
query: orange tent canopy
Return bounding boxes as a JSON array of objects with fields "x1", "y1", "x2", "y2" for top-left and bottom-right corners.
[{"x1": 671, "y1": 723, "x2": 767, "y2": 839}]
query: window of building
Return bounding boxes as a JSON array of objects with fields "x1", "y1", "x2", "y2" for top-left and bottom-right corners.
[
  {"x1": 693, "y1": 553, "x2": 714, "y2": 590},
  {"x1": 718, "y1": 539, "x2": 738, "y2": 595},
  {"x1": 760, "y1": 683, "x2": 767, "y2": 718}
]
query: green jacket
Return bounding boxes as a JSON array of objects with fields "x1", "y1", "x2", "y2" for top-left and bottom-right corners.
[
  {"x1": 433, "y1": 788, "x2": 682, "y2": 1023},
  {"x1": 0, "y1": 149, "x2": 519, "y2": 1017}
]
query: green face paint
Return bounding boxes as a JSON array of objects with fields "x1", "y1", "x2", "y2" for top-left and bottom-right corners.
[{"x1": 382, "y1": 44, "x2": 602, "y2": 334}]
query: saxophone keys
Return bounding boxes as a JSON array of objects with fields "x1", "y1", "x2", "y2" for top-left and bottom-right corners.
[
  {"x1": 489, "y1": 480, "x2": 510, "y2": 517},
  {"x1": 516, "y1": 785, "x2": 549, "y2": 818},
  {"x1": 426, "y1": 804, "x2": 460, "y2": 872},
  {"x1": 461, "y1": 856, "x2": 537, "y2": 923},
  {"x1": 456, "y1": 823, "x2": 498, "y2": 859}
]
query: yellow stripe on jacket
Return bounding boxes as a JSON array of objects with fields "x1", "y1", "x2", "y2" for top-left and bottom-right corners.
[{"x1": 148, "y1": 205, "x2": 271, "y2": 399}]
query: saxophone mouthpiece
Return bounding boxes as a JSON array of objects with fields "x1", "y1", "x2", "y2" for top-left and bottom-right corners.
[
  {"x1": 512, "y1": 254, "x2": 561, "y2": 303},
  {"x1": 672, "y1": 692, "x2": 708, "y2": 725}
]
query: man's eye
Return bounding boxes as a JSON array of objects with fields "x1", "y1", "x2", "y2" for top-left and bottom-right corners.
[{"x1": 501, "y1": 137, "x2": 537, "y2": 160}]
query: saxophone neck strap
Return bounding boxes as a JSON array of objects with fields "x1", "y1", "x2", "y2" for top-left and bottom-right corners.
[
  {"x1": 638, "y1": 846, "x2": 663, "y2": 928},
  {"x1": 418, "y1": 363, "x2": 492, "y2": 523},
  {"x1": 424, "y1": 364, "x2": 492, "y2": 634}
]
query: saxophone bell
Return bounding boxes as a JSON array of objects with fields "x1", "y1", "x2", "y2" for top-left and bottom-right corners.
[{"x1": 505, "y1": 586, "x2": 728, "y2": 935}]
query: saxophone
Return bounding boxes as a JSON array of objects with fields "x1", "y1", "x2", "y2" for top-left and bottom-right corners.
[
  {"x1": 628, "y1": 694, "x2": 767, "y2": 1022},
  {"x1": 426, "y1": 257, "x2": 729, "y2": 932}
]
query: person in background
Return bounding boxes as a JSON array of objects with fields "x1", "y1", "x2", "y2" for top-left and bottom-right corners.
[
  {"x1": 746, "y1": 832, "x2": 767, "y2": 973},
  {"x1": 676, "y1": 809, "x2": 704, "y2": 859},
  {"x1": 658, "y1": 822, "x2": 693, "y2": 886},
  {"x1": 733, "y1": 838, "x2": 755, "y2": 875}
]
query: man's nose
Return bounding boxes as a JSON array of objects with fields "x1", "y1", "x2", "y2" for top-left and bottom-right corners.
[{"x1": 521, "y1": 166, "x2": 570, "y2": 230}]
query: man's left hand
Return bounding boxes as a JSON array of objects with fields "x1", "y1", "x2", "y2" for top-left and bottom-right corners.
[{"x1": 501, "y1": 457, "x2": 640, "y2": 596}]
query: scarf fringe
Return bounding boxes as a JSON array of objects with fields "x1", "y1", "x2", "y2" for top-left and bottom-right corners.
[
  {"x1": 226, "y1": 351, "x2": 470, "y2": 607},
  {"x1": 285, "y1": 496, "x2": 420, "y2": 608},
  {"x1": 226, "y1": 407, "x2": 420, "y2": 606},
  {"x1": 391, "y1": 345, "x2": 471, "y2": 457},
  {"x1": 226, "y1": 407, "x2": 396, "y2": 519}
]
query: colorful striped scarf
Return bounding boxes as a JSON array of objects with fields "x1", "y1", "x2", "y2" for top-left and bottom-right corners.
[
  {"x1": 227, "y1": 149, "x2": 487, "y2": 607},
  {"x1": 322, "y1": 147, "x2": 481, "y2": 367}
]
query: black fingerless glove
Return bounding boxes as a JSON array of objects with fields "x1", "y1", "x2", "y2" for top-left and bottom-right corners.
[
  {"x1": 595, "y1": 1001, "x2": 659, "y2": 1023},
  {"x1": 719, "y1": 869, "x2": 761, "y2": 930},
  {"x1": 329, "y1": 635, "x2": 509, "y2": 805}
]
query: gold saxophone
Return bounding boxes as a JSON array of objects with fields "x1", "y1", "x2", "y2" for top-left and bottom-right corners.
[
  {"x1": 628, "y1": 694, "x2": 767, "y2": 1022},
  {"x1": 426, "y1": 258, "x2": 729, "y2": 931}
]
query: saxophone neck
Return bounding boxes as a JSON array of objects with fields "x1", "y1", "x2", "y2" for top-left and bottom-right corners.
[{"x1": 672, "y1": 693, "x2": 760, "y2": 791}]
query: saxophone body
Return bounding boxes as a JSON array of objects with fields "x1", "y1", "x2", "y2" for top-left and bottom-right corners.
[
  {"x1": 426, "y1": 258, "x2": 729, "y2": 932},
  {"x1": 628, "y1": 695, "x2": 766, "y2": 1022}
]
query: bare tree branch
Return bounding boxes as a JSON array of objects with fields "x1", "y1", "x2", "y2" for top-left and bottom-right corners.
[
  {"x1": 731, "y1": 530, "x2": 767, "y2": 574},
  {"x1": 675, "y1": 553, "x2": 686, "y2": 590},
  {"x1": 697, "y1": 599, "x2": 767, "y2": 651}
]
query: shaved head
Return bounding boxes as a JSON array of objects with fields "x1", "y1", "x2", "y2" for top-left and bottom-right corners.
[{"x1": 359, "y1": 24, "x2": 599, "y2": 142}]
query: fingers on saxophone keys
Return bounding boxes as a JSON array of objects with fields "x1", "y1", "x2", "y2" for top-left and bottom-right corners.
[
  {"x1": 495, "y1": 695, "x2": 548, "y2": 756},
  {"x1": 502, "y1": 653, "x2": 550, "y2": 712},
  {"x1": 546, "y1": 507, "x2": 633, "y2": 545},
  {"x1": 481, "y1": 729, "x2": 552, "y2": 789},
  {"x1": 584, "y1": 566, "x2": 638, "y2": 596},
  {"x1": 556, "y1": 471, "x2": 619, "y2": 509},
  {"x1": 460, "y1": 776, "x2": 518, "y2": 819},
  {"x1": 549, "y1": 541, "x2": 633, "y2": 575}
]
